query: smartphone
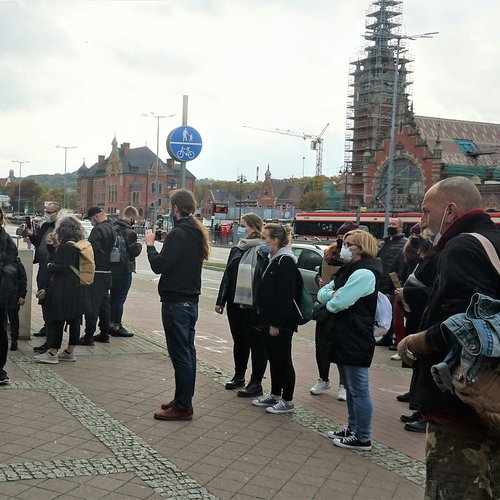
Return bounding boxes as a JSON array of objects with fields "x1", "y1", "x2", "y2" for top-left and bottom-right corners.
[{"x1": 25, "y1": 216, "x2": 32, "y2": 229}]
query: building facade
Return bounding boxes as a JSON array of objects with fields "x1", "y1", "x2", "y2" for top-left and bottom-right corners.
[{"x1": 76, "y1": 138, "x2": 196, "y2": 219}]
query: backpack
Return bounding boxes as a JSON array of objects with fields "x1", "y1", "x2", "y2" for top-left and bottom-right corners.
[
  {"x1": 110, "y1": 228, "x2": 128, "y2": 265},
  {"x1": 294, "y1": 283, "x2": 314, "y2": 325},
  {"x1": 68, "y1": 240, "x2": 95, "y2": 285}
]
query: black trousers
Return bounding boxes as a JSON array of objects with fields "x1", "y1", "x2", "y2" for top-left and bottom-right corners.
[
  {"x1": 7, "y1": 308, "x2": 20, "y2": 342},
  {"x1": 47, "y1": 318, "x2": 81, "y2": 350},
  {"x1": 227, "y1": 303, "x2": 267, "y2": 382},
  {"x1": 266, "y1": 328, "x2": 295, "y2": 401},
  {"x1": 314, "y1": 323, "x2": 334, "y2": 382},
  {"x1": 0, "y1": 309, "x2": 7, "y2": 371},
  {"x1": 85, "y1": 273, "x2": 111, "y2": 339}
]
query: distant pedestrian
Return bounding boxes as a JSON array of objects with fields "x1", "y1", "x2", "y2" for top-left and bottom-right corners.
[
  {"x1": 109, "y1": 206, "x2": 143, "y2": 337},
  {"x1": 0, "y1": 208, "x2": 23, "y2": 383},
  {"x1": 146, "y1": 189, "x2": 210, "y2": 421},
  {"x1": 215, "y1": 213, "x2": 268, "y2": 397},
  {"x1": 252, "y1": 223, "x2": 302, "y2": 415}
]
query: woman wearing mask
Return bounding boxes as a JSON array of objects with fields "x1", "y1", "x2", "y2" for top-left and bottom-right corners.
[
  {"x1": 215, "y1": 214, "x2": 268, "y2": 397},
  {"x1": 318, "y1": 230, "x2": 382, "y2": 451},
  {"x1": 252, "y1": 223, "x2": 302, "y2": 414},
  {"x1": 146, "y1": 189, "x2": 210, "y2": 421},
  {"x1": 34, "y1": 216, "x2": 92, "y2": 364}
]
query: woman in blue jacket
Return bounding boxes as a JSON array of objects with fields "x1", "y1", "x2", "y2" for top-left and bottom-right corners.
[{"x1": 317, "y1": 230, "x2": 381, "y2": 451}]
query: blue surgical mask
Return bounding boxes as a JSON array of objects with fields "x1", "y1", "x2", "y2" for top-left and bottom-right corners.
[
  {"x1": 168, "y1": 212, "x2": 175, "y2": 224},
  {"x1": 237, "y1": 227, "x2": 247, "y2": 238},
  {"x1": 259, "y1": 241, "x2": 271, "y2": 254}
]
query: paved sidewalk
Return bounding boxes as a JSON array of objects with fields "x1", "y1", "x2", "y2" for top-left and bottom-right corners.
[{"x1": 0, "y1": 277, "x2": 425, "y2": 499}]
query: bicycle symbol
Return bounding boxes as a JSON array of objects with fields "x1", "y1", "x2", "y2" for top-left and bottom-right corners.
[{"x1": 176, "y1": 146, "x2": 195, "y2": 160}]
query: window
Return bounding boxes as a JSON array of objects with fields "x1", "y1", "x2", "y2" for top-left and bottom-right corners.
[
  {"x1": 132, "y1": 192, "x2": 140, "y2": 204},
  {"x1": 296, "y1": 249, "x2": 323, "y2": 272}
]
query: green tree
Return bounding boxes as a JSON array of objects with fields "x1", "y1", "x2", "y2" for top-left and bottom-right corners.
[
  {"x1": 298, "y1": 190, "x2": 326, "y2": 211},
  {"x1": 7, "y1": 179, "x2": 42, "y2": 212}
]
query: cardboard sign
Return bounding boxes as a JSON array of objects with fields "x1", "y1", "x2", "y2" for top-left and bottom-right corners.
[{"x1": 321, "y1": 264, "x2": 340, "y2": 284}]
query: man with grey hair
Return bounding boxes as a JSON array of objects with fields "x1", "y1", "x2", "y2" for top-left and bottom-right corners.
[{"x1": 398, "y1": 176, "x2": 500, "y2": 498}]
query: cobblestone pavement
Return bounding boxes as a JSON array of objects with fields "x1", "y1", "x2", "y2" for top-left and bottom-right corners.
[{"x1": 0, "y1": 266, "x2": 426, "y2": 499}]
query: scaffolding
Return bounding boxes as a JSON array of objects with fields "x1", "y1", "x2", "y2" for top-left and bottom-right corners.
[{"x1": 344, "y1": 0, "x2": 414, "y2": 210}]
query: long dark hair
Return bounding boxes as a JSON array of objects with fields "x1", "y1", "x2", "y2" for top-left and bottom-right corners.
[{"x1": 170, "y1": 189, "x2": 210, "y2": 260}]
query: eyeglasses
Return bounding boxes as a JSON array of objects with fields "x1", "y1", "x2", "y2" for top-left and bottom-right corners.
[
  {"x1": 45, "y1": 211, "x2": 56, "y2": 215},
  {"x1": 344, "y1": 242, "x2": 359, "y2": 248}
]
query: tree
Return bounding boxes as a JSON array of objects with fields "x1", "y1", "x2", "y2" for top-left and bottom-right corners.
[
  {"x1": 298, "y1": 190, "x2": 326, "y2": 211},
  {"x1": 7, "y1": 179, "x2": 42, "y2": 212}
]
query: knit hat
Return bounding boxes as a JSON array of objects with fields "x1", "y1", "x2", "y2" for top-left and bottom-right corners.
[{"x1": 337, "y1": 221, "x2": 359, "y2": 236}]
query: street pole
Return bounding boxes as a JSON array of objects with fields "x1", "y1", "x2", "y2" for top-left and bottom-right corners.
[
  {"x1": 142, "y1": 112, "x2": 175, "y2": 227},
  {"x1": 12, "y1": 160, "x2": 30, "y2": 214},
  {"x1": 180, "y1": 95, "x2": 188, "y2": 189},
  {"x1": 237, "y1": 174, "x2": 246, "y2": 221},
  {"x1": 56, "y1": 145, "x2": 78, "y2": 209},
  {"x1": 383, "y1": 32, "x2": 438, "y2": 237}
]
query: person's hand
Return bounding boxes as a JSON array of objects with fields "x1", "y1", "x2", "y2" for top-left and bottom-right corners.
[
  {"x1": 18, "y1": 297, "x2": 25, "y2": 306},
  {"x1": 144, "y1": 229, "x2": 155, "y2": 246},
  {"x1": 215, "y1": 305, "x2": 224, "y2": 314},
  {"x1": 269, "y1": 326, "x2": 279, "y2": 337},
  {"x1": 318, "y1": 279, "x2": 325, "y2": 288},
  {"x1": 26, "y1": 227, "x2": 34, "y2": 236},
  {"x1": 36, "y1": 289, "x2": 46, "y2": 300},
  {"x1": 160, "y1": 230, "x2": 168, "y2": 242}
]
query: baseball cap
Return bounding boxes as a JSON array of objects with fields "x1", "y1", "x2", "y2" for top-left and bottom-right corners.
[{"x1": 85, "y1": 207, "x2": 103, "y2": 219}]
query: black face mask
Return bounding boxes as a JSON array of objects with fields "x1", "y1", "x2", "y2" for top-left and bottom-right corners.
[
  {"x1": 387, "y1": 227, "x2": 398, "y2": 236},
  {"x1": 47, "y1": 243, "x2": 55, "y2": 253},
  {"x1": 408, "y1": 236, "x2": 421, "y2": 249}
]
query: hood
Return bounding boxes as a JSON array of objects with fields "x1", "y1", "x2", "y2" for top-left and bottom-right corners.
[
  {"x1": 114, "y1": 219, "x2": 132, "y2": 230},
  {"x1": 269, "y1": 246, "x2": 297, "y2": 265}
]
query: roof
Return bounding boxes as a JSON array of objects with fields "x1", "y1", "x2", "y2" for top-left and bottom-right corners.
[
  {"x1": 209, "y1": 189, "x2": 237, "y2": 205},
  {"x1": 82, "y1": 144, "x2": 195, "y2": 179},
  {"x1": 270, "y1": 179, "x2": 304, "y2": 204},
  {"x1": 415, "y1": 116, "x2": 500, "y2": 174}
]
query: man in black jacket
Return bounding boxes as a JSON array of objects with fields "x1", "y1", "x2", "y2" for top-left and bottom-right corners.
[
  {"x1": 398, "y1": 177, "x2": 500, "y2": 499},
  {"x1": 375, "y1": 218, "x2": 407, "y2": 347},
  {"x1": 79, "y1": 207, "x2": 116, "y2": 345},
  {"x1": 27, "y1": 202, "x2": 61, "y2": 346}
]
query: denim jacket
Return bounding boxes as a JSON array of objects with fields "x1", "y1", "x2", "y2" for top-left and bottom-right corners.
[{"x1": 431, "y1": 293, "x2": 500, "y2": 393}]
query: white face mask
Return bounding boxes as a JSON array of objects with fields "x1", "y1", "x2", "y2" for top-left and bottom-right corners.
[
  {"x1": 432, "y1": 207, "x2": 449, "y2": 247},
  {"x1": 44, "y1": 213, "x2": 53, "y2": 223},
  {"x1": 340, "y1": 245, "x2": 353, "y2": 263}
]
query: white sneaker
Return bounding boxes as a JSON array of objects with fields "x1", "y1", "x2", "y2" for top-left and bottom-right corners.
[
  {"x1": 34, "y1": 351, "x2": 58, "y2": 364},
  {"x1": 252, "y1": 394, "x2": 281, "y2": 407},
  {"x1": 266, "y1": 400, "x2": 295, "y2": 414},
  {"x1": 390, "y1": 353, "x2": 401, "y2": 361},
  {"x1": 337, "y1": 385, "x2": 347, "y2": 401},
  {"x1": 310, "y1": 379, "x2": 331, "y2": 395},
  {"x1": 59, "y1": 350, "x2": 76, "y2": 362}
]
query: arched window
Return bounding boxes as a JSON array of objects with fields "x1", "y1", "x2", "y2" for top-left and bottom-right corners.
[{"x1": 375, "y1": 157, "x2": 424, "y2": 210}]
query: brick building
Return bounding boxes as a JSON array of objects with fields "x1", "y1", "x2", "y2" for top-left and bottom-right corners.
[
  {"x1": 76, "y1": 138, "x2": 196, "y2": 219},
  {"x1": 344, "y1": 0, "x2": 500, "y2": 211}
]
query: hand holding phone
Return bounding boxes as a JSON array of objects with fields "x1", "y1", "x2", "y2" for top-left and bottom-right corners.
[{"x1": 25, "y1": 216, "x2": 32, "y2": 229}]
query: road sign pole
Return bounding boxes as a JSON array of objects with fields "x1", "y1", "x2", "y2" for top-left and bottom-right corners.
[{"x1": 180, "y1": 95, "x2": 188, "y2": 189}]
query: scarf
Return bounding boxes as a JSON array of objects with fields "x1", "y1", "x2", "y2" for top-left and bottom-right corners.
[{"x1": 233, "y1": 238, "x2": 260, "y2": 306}]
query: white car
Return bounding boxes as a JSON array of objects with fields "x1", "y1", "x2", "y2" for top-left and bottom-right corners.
[
  {"x1": 80, "y1": 219, "x2": 93, "y2": 239},
  {"x1": 291, "y1": 243, "x2": 328, "y2": 300}
]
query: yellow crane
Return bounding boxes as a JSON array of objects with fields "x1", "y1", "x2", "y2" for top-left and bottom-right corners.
[{"x1": 243, "y1": 123, "x2": 329, "y2": 177}]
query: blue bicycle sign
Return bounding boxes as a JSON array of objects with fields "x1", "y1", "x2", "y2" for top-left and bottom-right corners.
[{"x1": 166, "y1": 126, "x2": 202, "y2": 162}]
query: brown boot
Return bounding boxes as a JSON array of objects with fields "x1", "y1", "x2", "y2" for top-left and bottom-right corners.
[{"x1": 154, "y1": 406, "x2": 193, "y2": 421}]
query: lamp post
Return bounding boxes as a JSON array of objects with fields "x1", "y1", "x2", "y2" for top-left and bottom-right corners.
[
  {"x1": 12, "y1": 160, "x2": 30, "y2": 214},
  {"x1": 142, "y1": 112, "x2": 176, "y2": 228},
  {"x1": 237, "y1": 174, "x2": 246, "y2": 221},
  {"x1": 55, "y1": 145, "x2": 78, "y2": 209},
  {"x1": 383, "y1": 31, "x2": 438, "y2": 237}
]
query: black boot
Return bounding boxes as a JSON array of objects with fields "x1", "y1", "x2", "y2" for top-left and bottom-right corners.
[
  {"x1": 10, "y1": 341, "x2": 18, "y2": 351},
  {"x1": 225, "y1": 378, "x2": 245, "y2": 390},
  {"x1": 33, "y1": 343, "x2": 48, "y2": 353},
  {"x1": 237, "y1": 381, "x2": 263, "y2": 397}
]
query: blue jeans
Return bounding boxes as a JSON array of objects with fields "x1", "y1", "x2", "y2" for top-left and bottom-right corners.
[
  {"x1": 110, "y1": 273, "x2": 133, "y2": 325},
  {"x1": 161, "y1": 301, "x2": 198, "y2": 411},
  {"x1": 338, "y1": 364, "x2": 372, "y2": 442}
]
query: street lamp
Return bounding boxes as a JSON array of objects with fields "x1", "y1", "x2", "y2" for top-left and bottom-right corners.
[
  {"x1": 55, "y1": 145, "x2": 78, "y2": 209},
  {"x1": 12, "y1": 160, "x2": 30, "y2": 214},
  {"x1": 383, "y1": 31, "x2": 438, "y2": 237},
  {"x1": 237, "y1": 174, "x2": 247, "y2": 221},
  {"x1": 142, "y1": 112, "x2": 176, "y2": 228}
]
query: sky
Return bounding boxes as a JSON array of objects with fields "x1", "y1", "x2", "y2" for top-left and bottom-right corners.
[{"x1": 1, "y1": 0, "x2": 499, "y2": 183}]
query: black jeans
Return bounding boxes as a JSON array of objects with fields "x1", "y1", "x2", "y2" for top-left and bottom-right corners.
[
  {"x1": 7, "y1": 308, "x2": 20, "y2": 342},
  {"x1": 266, "y1": 328, "x2": 295, "y2": 401},
  {"x1": 0, "y1": 309, "x2": 7, "y2": 370},
  {"x1": 110, "y1": 273, "x2": 133, "y2": 325},
  {"x1": 227, "y1": 303, "x2": 267, "y2": 382},
  {"x1": 85, "y1": 273, "x2": 111, "y2": 339},
  {"x1": 314, "y1": 323, "x2": 334, "y2": 382},
  {"x1": 47, "y1": 318, "x2": 80, "y2": 350}
]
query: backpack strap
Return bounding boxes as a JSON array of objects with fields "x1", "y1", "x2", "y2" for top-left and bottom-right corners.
[
  {"x1": 66, "y1": 240, "x2": 80, "y2": 277},
  {"x1": 465, "y1": 233, "x2": 500, "y2": 275}
]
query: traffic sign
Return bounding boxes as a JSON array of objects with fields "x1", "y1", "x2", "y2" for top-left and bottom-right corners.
[{"x1": 166, "y1": 126, "x2": 202, "y2": 162}]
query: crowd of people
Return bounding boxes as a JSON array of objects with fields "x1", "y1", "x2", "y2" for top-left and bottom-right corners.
[{"x1": 0, "y1": 178, "x2": 499, "y2": 498}]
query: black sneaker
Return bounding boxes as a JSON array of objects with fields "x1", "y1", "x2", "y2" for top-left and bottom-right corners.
[
  {"x1": 34, "y1": 327, "x2": 46, "y2": 337},
  {"x1": 225, "y1": 378, "x2": 245, "y2": 390},
  {"x1": 10, "y1": 341, "x2": 18, "y2": 351},
  {"x1": 110, "y1": 326, "x2": 134, "y2": 338},
  {"x1": 327, "y1": 426, "x2": 353, "y2": 439},
  {"x1": 33, "y1": 343, "x2": 48, "y2": 353},
  {"x1": 0, "y1": 370, "x2": 10, "y2": 384},
  {"x1": 333, "y1": 434, "x2": 371, "y2": 451},
  {"x1": 396, "y1": 392, "x2": 411, "y2": 403}
]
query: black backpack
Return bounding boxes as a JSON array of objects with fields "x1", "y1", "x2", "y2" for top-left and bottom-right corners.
[{"x1": 110, "y1": 227, "x2": 128, "y2": 265}]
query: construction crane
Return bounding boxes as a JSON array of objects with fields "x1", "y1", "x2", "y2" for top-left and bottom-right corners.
[{"x1": 243, "y1": 122, "x2": 329, "y2": 177}]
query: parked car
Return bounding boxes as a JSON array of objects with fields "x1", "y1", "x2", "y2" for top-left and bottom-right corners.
[
  {"x1": 80, "y1": 219, "x2": 93, "y2": 239},
  {"x1": 291, "y1": 242, "x2": 328, "y2": 300}
]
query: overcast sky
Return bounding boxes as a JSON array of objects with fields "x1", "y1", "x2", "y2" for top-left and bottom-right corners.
[{"x1": 1, "y1": 0, "x2": 499, "y2": 183}]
